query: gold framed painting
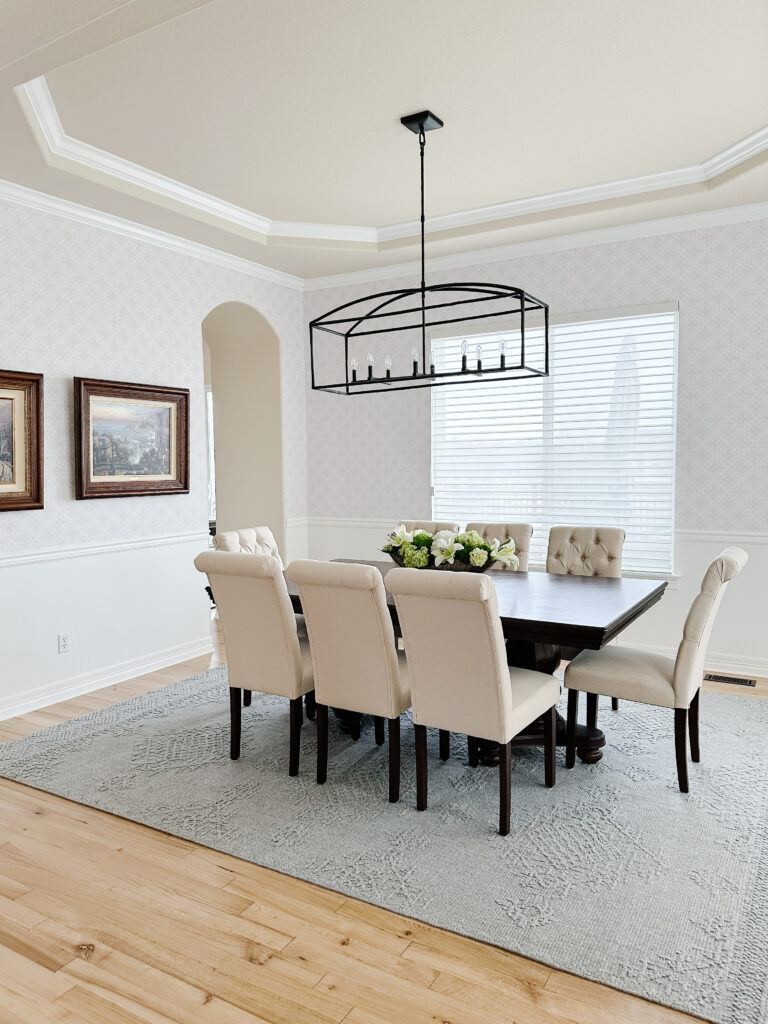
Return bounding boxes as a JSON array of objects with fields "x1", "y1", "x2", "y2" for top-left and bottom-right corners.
[
  {"x1": 74, "y1": 377, "x2": 189, "y2": 499},
  {"x1": 0, "y1": 369, "x2": 44, "y2": 511}
]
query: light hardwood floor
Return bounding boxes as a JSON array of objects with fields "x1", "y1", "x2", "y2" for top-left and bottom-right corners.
[{"x1": 0, "y1": 623, "x2": 763, "y2": 1024}]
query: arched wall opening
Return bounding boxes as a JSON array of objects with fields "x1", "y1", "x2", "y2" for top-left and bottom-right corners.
[{"x1": 202, "y1": 301, "x2": 284, "y2": 551}]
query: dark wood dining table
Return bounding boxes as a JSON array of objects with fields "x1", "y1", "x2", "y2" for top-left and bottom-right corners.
[{"x1": 286, "y1": 560, "x2": 667, "y2": 765}]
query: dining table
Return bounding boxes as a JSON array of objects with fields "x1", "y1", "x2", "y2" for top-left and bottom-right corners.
[{"x1": 286, "y1": 559, "x2": 667, "y2": 765}]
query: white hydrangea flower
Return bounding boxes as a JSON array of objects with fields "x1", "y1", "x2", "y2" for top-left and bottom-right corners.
[
  {"x1": 469, "y1": 548, "x2": 489, "y2": 567},
  {"x1": 388, "y1": 523, "x2": 413, "y2": 547},
  {"x1": 433, "y1": 529, "x2": 456, "y2": 544},
  {"x1": 431, "y1": 535, "x2": 464, "y2": 566}
]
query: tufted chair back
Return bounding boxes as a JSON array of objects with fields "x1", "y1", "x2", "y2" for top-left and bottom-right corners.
[
  {"x1": 194, "y1": 551, "x2": 308, "y2": 699},
  {"x1": 672, "y1": 547, "x2": 748, "y2": 707},
  {"x1": 285, "y1": 560, "x2": 409, "y2": 719},
  {"x1": 546, "y1": 526, "x2": 625, "y2": 578},
  {"x1": 400, "y1": 520, "x2": 460, "y2": 536},
  {"x1": 213, "y1": 526, "x2": 283, "y2": 568},
  {"x1": 466, "y1": 522, "x2": 533, "y2": 571}
]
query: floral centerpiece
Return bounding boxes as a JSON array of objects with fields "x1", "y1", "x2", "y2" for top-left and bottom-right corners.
[{"x1": 382, "y1": 524, "x2": 519, "y2": 572}]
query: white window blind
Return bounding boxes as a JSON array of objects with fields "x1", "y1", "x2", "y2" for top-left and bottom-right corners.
[{"x1": 431, "y1": 309, "x2": 677, "y2": 573}]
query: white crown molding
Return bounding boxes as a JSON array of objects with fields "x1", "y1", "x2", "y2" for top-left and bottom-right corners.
[
  {"x1": 17, "y1": 77, "x2": 377, "y2": 247},
  {"x1": 303, "y1": 201, "x2": 768, "y2": 290},
  {"x1": 0, "y1": 177, "x2": 304, "y2": 290},
  {"x1": 0, "y1": 531, "x2": 210, "y2": 570},
  {"x1": 17, "y1": 76, "x2": 768, "y2": 252}
]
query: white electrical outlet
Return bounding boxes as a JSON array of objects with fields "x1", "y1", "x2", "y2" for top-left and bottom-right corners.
[{"x1": 57, "y1": 633, "x2": 69, "y2": 654}]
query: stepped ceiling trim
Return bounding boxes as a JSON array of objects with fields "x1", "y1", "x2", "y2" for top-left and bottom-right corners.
[{"x1": 17, "y1": 75, "x2": 768, "y2": 253}]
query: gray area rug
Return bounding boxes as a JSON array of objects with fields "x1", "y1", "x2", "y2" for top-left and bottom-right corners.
[{"x1": 1, "y1": 668, "x2": 766, "y2": 1024}]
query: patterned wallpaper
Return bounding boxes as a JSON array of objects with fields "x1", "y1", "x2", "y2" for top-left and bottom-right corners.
[
  {"x1": 305, "y1": 219, "x2": 768, "y2": 532},
  {"x1": 0, "y1": 198, "x2": 307, "y2": 554}
]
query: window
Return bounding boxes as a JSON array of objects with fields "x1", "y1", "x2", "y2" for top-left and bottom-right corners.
[{"x1": 431, "y1": 307, "x2": 678, "y2": 573}]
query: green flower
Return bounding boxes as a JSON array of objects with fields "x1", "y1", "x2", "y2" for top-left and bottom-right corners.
[
  {"x1": 402, "y1": 543, "x2": 429, "y2": 568},
  {"x1": 470, "y1": 548, "x2": 489, "y2": 567},
  {"x1": 457, "y1": 530, "x2": 485, "y2": 549},
  {"x1": 382, "y1": 543, "x2": 393, "y2": 553},
  {"x1": 411, "y1": 530, "x2": 433, "y2": 549}
]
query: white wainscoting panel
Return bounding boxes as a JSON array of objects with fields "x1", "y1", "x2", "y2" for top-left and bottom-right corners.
[
  {"x1": 304, "y1": 519, "x2": 768, "y2": 677},
  {"x1": 0, "y1": 535, "x2": 213, "y2": 721}
]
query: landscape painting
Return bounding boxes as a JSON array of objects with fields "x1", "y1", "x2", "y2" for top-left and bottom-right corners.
[
  {"x1": 75, "y1": 378, "x2": 189, "y2": 499},
  {"x1": 0, "y1": 397, "x2": 13, "y2": 483},
  {"x1": 91, "y1": 399, "x2": 173, "y2": 479},
  {"x1": 0, "y1": 370, "x2": 43, "y2": 511}
]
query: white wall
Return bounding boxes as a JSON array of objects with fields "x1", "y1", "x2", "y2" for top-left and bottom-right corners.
[
  {"x1": 0, "y1": 195, "x2": 306, "y2": 718},
  {"x1": 203, "y1": 303, "x2": 285, "y2": 547},
  {"x1": 304, "y1": 219, "x2": 768, "y2": 675}
]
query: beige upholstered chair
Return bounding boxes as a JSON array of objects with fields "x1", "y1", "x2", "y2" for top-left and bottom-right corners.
[
  {"x1": 546, "y1": 525, "x2": 625, "y2": 577},
  {"x1": 194, "y1": 551, "x2": 313, "y2": 774},
  {"x1": 400, "y1": 520, "x2": 460, "y2": 535},
  {"x1": 547, "y1": 525, "x2": 626, "y2": 705},
  {"x1": 213, "y1": 525, "x2": 283, "y2": 566},
  {"x1": 212, "y1": 525, "x2": 308, "y2": 642},
  {"x1": 565, "y1": 547, "x2": 748, "y2": 792},
  {"x1": 285, "y1": 560, "x2": 410, "y2": 803},
  {"x1": 387, "y1": 569, "x2": 560, "y2": 834},
  {"x1": 466, "y1": 522, "x2": 533, "y2": 571}
]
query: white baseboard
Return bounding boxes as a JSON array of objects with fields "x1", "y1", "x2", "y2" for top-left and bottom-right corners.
[{"x1": 0, "y1": 636, "x2": 214, "y2": 722}]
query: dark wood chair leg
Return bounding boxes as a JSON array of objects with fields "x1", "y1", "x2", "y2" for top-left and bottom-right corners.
[
  {"x1": 415, "y1": 724, "x2": 428, "y2": 811},
  {"x1": 289, "y1": 697, "x2": 302, "y2": 777},
  {"x1": 586, "y1": 692, "x2": 598, "y2": 729},
  {"x1": 349, "y1": 713, "x2": 361, "y2": 742},
  {"x1": 388, "y1": 717, "x2": 400, "y2": 803},
  {"x1": 544, "y1": 705, "x2": 556, "y2": 788},
  {"x1": 468, "y1": 736, "x2": 479, "y2": 767},
  {"x1": 229, "y1": 688, "x2": 242, "y2": 760},
  {"x1": 243, "y1": 690, "x2": 252, "y2": 707},
  {"x1": 304, "y1": 690, "x2": 316, "y2": 721},
  {"x1": 499, "y1": 739, "x2": 512, "y2": 835},
  {"x1": 374, "y1": 716, "x2": 386, "y2": 746},
  {"x1": 611, "y1": 697, "x2": 619, "y2": 711},
  {"x1": 439, "y1": 729, "x2": 450, "y2": 761},
  {"x1": 316, "y1": 703, "x2": 328, "y2": 784},
  {"x1": 689, "y1": 689, "x2": 700, "y2": 763},
  {"x1": 565, "y1": 689, "x2": 578, "y2": 769},
  {"x1": 675, "y1": 707, "x2": 689, "y2": 793}
]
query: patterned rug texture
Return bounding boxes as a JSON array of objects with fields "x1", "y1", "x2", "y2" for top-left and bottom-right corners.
[{"x1": 0, "y1": 667, "x2": 766, "y2": 1024}]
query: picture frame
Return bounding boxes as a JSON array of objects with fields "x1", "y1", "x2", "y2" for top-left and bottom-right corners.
[
  {"x1": 74, "y1": 377, "x2": 189, "y2": 499},
  {"x1": 0, "y1": 369, "x2": 44, "y2": 512}
]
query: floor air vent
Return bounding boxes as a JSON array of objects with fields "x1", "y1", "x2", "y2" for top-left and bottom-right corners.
[{"x1": 704, "y1": 673, "x2": 756, "y2": 687}]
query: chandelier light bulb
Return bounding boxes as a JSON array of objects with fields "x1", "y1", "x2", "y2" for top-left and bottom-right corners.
[
  {"x1": 429, "y1": 349, "x2": 435, "y2": 375},
  {"x1": 499, "y1": 338, "x2": 506, "y2": 369},
  {"x1": 476, "y1": 345, "x2": 483, "y2": 371},
  {"x1": 351, "y1": 357, "x2": 359, "y2": 382},
  {"x1": 367, "y1": 352, "x2": 375, "y2": 380},
  {"x1": 384, "y1": 354, "x2": 393, "y2": 379},
  {"x1": 461, "y1": 339, "x2": 468, "y2": 372}
]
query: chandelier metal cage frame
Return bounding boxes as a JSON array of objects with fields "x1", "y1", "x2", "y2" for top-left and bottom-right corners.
[{"x1": 309, "y1": 110, "x2": 550, "y2": 396}]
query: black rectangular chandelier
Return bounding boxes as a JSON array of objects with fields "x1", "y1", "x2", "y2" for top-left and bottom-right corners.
[{"x1": 310, "y1": 111, "x2": 549, "y2": 395}]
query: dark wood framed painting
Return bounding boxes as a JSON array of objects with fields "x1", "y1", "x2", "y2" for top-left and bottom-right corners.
[
  {"x1": 74, "y1": 377, "x2": 189, "y2": 500},
  {"x1": 0, "y1": 369, "x2": 44, "y2": 511}
]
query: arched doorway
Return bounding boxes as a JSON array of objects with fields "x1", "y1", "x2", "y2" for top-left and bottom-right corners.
[{"x1": 202, "y1": 302, "x2": 284, "y2": 551}]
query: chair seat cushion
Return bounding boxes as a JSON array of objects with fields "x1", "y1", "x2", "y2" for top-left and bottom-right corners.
[
  {"x1": 565, "y1": 645, "x2": 675, "y2": 708},
  {"x1": 507, "y1": 668, "x2": 561, "y2": 738}
]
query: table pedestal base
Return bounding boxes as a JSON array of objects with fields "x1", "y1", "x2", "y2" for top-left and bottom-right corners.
[{"x1": 332, "y1": 639, "x2": 606, "y2": 767}]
